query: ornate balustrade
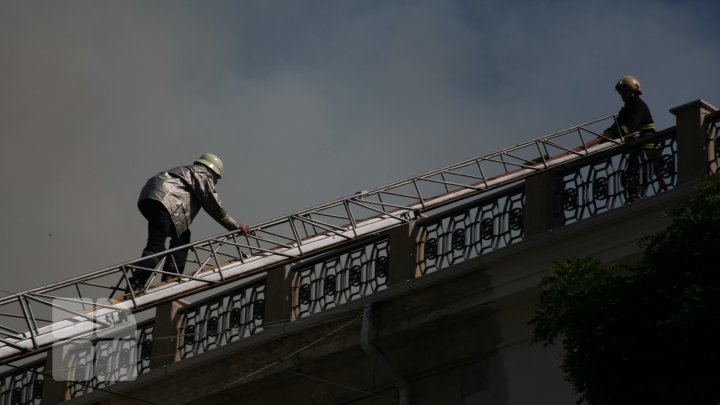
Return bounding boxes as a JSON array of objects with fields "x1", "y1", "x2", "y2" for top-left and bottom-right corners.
[
  {"x1": 706, "y1": 110, "x2": 720, "y2": 172},
  {"x1": 0, "y1": 359, "x2": 43, "y2": 405},
  {"x1": 67, "y1": 320, "x2": 154, "y2": 399},
  {"x1": 178, "y1": 280, "x2": 265, "y2": 360},
  {"x1": 2, "y1": 99, "x2": 718, "y2": 403},
  {"x1": 416, "y1": 186, "x2": 525, "y2": 275},
  {"x1": 291, "y1": 236, "x2": 390, "y2": 319},
  {"x1": 561, "y1": 129, "x2": 678, "y2": 224}
]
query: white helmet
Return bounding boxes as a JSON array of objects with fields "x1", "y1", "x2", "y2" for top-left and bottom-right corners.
[
  {"x1": 194, "y1": 153, "x2": 224, "y2": 177},
  {"x1": 615, "y1": 75, "x2": 642, "y2": 94}
]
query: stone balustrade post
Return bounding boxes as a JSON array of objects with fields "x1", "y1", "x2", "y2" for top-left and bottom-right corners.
[
  {"x1": 263, "y1": 264, "x2": 294, "y2": 323},
  {"x1": 149, "y1": 299, "x2": 187, "y2": 369},
  {"x1": 670, "y1": 99, "x2": 718, "y2": 184},
  {"x1": 387, "y1": 222, "x2": 417, "y2": 285},
  {"x1": 523, "y1": 170, "x2": 563, "y2": 237},
  {"x1": 41, "y1": 350, "x2": 70, "y2": 403}
]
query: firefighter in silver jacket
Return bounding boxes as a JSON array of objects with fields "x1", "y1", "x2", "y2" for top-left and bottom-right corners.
[{"x1": 130, "y1": 153, "x2": 251, "y2": 290}]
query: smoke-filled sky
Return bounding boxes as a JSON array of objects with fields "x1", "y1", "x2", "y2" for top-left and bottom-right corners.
[{"x1": 1, "y1": 0, "x2": 718, "y2": 295}]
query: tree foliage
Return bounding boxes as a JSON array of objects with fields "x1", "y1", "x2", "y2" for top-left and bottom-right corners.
[{"x1": 531, "y1": 175, "x2": 720, "y2": 405}]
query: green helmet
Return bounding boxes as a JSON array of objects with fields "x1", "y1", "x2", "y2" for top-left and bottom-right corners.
[{"x1": 194, "y1": 153, "x2": 224, "y2": 177}]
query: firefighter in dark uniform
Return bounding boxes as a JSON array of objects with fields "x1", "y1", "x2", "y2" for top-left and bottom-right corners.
[{"x1": 601, "y1": 75, "x2": 659, "y2": 201}]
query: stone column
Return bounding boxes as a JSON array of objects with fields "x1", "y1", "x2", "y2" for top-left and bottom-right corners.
[
  {"x1": 149, "y1": 300, "x2": 186, "y2": 369},
  {"x1": 523, "y1": 170, "x2": 563, "y2": 237},
  {"x1": 387, "y1": 222, "x2": 417, "y2": 285},
  {"x1": 41, "y1": 350, "x2": 70, "y2": 404},
  {"x1": 263, "y1": 264, "x2": 294, "y2": 323},
  {"x1": 670, "y1": 99, "x2": 718, "y2": 184}
]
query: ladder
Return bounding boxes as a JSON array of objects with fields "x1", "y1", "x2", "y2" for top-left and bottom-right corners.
[{"x1": 0, "y1": 115, "x2": 618, "y2": 363}]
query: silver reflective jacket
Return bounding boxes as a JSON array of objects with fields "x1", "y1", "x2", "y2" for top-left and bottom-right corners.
[{"x1": 138, "y1": 164, "x2": 240, "y2": 237}]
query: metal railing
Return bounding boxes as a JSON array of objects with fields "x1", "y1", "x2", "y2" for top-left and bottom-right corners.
[
  {"x1": 67, "y1": 320, "x2": 154, "y2": 399},
  {"x1": 0, "y1": 115, "x2": 618, "y2": 363},
  {"x1": 561, "y1": 129, "x2": 678, "y2": 224},
  {"x1": 178, "y1": 280, "x2": 265, "y2": 360},
  {"x1": 292, "y1": 236, "x2": 391, "y2": 319},
  {"x1": 0, "y1": 359, "x2": 44, "y2": 405},
  {"x1": 416, "y1": 185, "x2": 525, "y2": 275},
  {"x1": 706, "y1": 110, "x2": 720, "y2": 173}
]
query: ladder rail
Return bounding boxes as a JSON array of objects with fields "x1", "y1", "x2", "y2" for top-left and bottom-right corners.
[
  {"x1": 0, "y1": 115, "x2": 617, "y2": 362},
  {"x1": 0, "y1": 124, "x2": 613, "y2": 305}
]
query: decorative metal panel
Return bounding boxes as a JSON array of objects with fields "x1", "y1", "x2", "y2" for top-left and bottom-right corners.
[
  {"x1": 707, "y1": 111, "x2": 720, "y2": 172},
  {"x1": 561, "y1": 133, "x2": 677, "y2": 224},
  {"x1": 68, "y1": 320, "x2": 154, "y2": 398},
  {"x1": 179, "y1": 280, "x2": 265, "y2": 359},
  {"x1": 0, "y1": 360, "x2": 44, "y2": 405},
  {"x1": 416, "y1": 188, "x2": 525, "y2": 275},
  {"x1": 292, "y1": 237, "x2": 390, "y2": 319}
]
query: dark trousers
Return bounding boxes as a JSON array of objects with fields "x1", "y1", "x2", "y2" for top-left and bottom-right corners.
[
  {"x1": 623, "y1": 146, "x2": 662, "y2": 201},
  {"x1": 131, "y1": 199, "x2": 191, "y2": 288}
]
